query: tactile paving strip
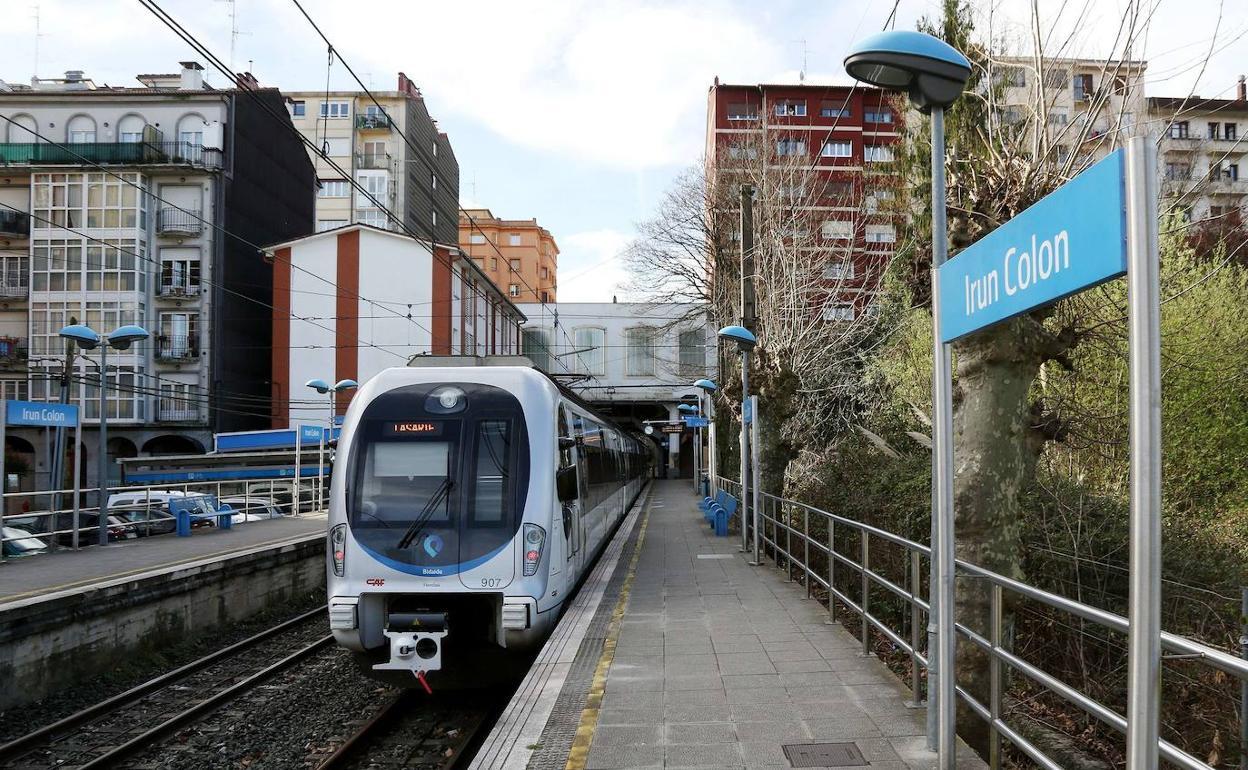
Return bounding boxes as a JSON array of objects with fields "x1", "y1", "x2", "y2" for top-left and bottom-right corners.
[{"x1": 526, "y1": 502, "x2": 648, "y2": 769}]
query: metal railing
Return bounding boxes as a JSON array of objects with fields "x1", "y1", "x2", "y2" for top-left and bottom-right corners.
[
  {"x1": 156, "y1": 406, "x2": 199, "y2": 422},
  {"x1": 711, "y1": 475, "x2": 1248, "y2": 770},
  {"x1": 0, "y1": 141, "x2": 224, "y2": 169},
  {"x1": 0, "y1": 273, "x2": 29, "y2": 298},
  {"x1": 0, "y1": 473, "x2": 329, "y2": 562},
  {"x1": 0, "y1": 209, "x2": 30, "y2": 237},
  {"x1": 157, "y1": 207, "x2": 204, "y2": 235},
  {"x1": 0, "y1": 336, "x2": 27, "y2": 367},
  {"x1": 156, "y1": 334, "x2": 198, "y2": 361},
  {"x1": 354, "y1": 114, "x2": 392, "y2": 130},
  {"x1": 157, "y1": 279, "x2": 201, "y2": 298},
  {"x1": 355, "y1": 152, "x2": 390, "y2": 169}
]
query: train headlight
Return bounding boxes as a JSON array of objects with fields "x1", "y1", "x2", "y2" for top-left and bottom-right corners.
[
  {"x1": 426, "y1": 386, "x2": 467, "y2": 414},
  {"x1": 330, "y1": 524, "x2": 347, "y2": 577},
  {"x1": 522, "y1": 523, "x2": 546, "y2": 577}
]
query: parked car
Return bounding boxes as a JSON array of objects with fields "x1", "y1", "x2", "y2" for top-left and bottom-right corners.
[
  {"x1": 107, "y1": 491, "x2": 215, "y2": 535},
  {"x1": 8, "y1": 512, "x2": 132, "y2": 545},
  {"x1": 219, "y1": 495, "x2": 286, "y2": 524},
  {"x1": 2, "y1": 526, "x2": 49, "y2": 557}
]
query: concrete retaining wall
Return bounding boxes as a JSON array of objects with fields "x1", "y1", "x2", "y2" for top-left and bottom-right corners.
[{"x1": 0, "y1": 536, "x2": 325, "y2": 710}]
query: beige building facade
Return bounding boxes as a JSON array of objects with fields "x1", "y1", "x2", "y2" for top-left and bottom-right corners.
[{"x1": 458, "y1": 208, "x2": 558, "y2": 304}]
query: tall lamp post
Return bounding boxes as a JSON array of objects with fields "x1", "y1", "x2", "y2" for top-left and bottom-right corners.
[
  {"x1": 844, "y1": 30, "x2": 970, "y2": 766},
  {"x1": 694, "y1": 378, "x2": 717, "y2": 495},
  {"x1": 59, "y1": 323, "x2": 150, "y2": 546},
  {"x1": 717, "y1": 326, "x2": 756, "y2": 558},
  {"x1": 305, "y1": 378, "x2": 358, "y2": 509}
]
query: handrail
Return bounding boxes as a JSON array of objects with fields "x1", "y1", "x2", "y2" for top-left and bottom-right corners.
[{"x1": 709, "y1": 476, "x2": 1242, "y2": 770}]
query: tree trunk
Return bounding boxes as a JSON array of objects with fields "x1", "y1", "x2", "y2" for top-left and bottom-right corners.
[{"x1": 951, "y1": 318, "x2": 1046, "y2": 755}]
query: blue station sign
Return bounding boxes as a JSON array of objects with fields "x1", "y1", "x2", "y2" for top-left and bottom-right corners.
[
  {"x1": 5, "y1": 399, "x2": 79, "y2": 428},
  {"x1": 684, "y1": 416, "x2": 709, "y2": 428},
  {"x1": 937, "y1": 149, "x2": 1127, "y2": 342}
]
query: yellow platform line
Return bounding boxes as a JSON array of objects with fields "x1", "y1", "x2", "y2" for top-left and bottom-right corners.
[{"x1": 565, "y1": 489, "x2": 653, "y2": 770}]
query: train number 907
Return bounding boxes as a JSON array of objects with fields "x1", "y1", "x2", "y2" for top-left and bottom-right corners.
[{"x1": 480, "y1": 578, "x2": 502, "y2": 588}]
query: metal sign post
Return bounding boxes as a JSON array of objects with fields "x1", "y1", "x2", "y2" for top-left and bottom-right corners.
[
  {"x1": 749, "y1": 395, "x2": 761, "y2": 566},
  {"x1": 932, "y1": 145, "x2": 1133, "y2": 767},
  {"x1": 740, "y1": 389, "x2": 751, "y2": 554},
  {"x1": 293, "y1": 428, "x2": 301, "y2": 516},
  {"x1": 1125, "y1": 136, "x2": 1161, "y2": 770}
]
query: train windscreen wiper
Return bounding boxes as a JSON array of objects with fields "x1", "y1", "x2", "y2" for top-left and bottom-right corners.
[{"x1": 396, "y1": 478, "x2": 454, "y2": 551}]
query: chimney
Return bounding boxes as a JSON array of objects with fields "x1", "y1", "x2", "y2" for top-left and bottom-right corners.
[
  {"x1": 64, "y1": 70, "x2": 83, "y2": 82},
  {"x1": 1239, "y1": 75, "x2": 1246, "y2": 102},
  {"x1": 179, "y1": 61, "x2": 205, "y2": 91},
  {"x1": 234, "y1": 71, "x2": 260, "y2": 90}
]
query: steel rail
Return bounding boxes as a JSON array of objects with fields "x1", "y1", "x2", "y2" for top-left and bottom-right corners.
[{"x1": 0, "y1": 604, "x2": 328, "y2": 762}]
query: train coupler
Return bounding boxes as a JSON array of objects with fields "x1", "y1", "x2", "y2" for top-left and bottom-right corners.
[{"x1": 373, "y1": 612, "x2": 449, "y2": 683}]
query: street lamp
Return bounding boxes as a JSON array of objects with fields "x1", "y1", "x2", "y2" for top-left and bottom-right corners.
[
  {"x1": 694, "y1": 379, "x2": 718, "y2": 496},
  {"x1": 717, "y1": 325, "x2": 757, "y2": 560},
  {"x1": 845, "y1": 29, "x2": 970, "y2": 765},
  {"x1": 305, "y1": 377, "x2": 359, "y2": 431},
  {"x1": 60, "y1": 323, "x2": 150, "y2": 546}
]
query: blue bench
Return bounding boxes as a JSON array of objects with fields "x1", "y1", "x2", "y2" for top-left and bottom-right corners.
[
  {"x1": 170, "y1": 498, "x2": 234, "y2": 537},
  {"x1": 700, "y1": 491, "x2": 737, "y2": 537}
]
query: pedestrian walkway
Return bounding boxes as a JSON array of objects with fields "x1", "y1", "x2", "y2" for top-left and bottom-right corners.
[{"x1": 481, "y1": 480, "x2": 986, "y2": 769}]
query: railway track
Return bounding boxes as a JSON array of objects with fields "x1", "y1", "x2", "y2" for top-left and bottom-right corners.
[
  {"x1": 0, "y1": 605, "x2": 332, "y2": 769},
  {"x1": 314, "y1": 691, "x2": 490, "y2": 770}
]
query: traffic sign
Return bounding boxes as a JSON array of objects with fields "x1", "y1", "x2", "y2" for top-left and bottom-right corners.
[
  {"x1": 743, "y1": 398, "x2": 753, "y2": 425},
  {"x1": 937, "y1": 149, "x2": 1127, "y2": 342},
  {"x1": 5, "y1": 400, "x2": 79, "y2": 427},
  {"x1": 685, "y1": 416, "x2": 709, "y2": 428}
]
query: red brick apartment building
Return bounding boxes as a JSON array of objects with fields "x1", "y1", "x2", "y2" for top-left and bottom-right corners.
[{"x1": 705, "y1": 80, "x2": 903, "y2": 319}]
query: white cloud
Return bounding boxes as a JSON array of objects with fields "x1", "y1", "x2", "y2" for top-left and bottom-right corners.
[{"x1": 555, "y1": 229, "x2": 631, "y2": 302}]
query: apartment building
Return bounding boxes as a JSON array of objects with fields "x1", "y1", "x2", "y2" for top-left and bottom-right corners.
[
  {"x1": 0, "y1": 63, "x2": 315, "y2": 487},
  {"x1": 458, "y1": 208, "x2": 558, "y2": 303},
  {"x1": 705, "y1": 80, "x2": 902, "y2": 321},
  {"x1": 268, "y1": 224, "x2": 525, "y2": 427},
  {"x1": 1149, "y1": 78, "x2": 1248, "y2": 224},
  {"x1": 994, "y1": 56, "x2": 1148, "y2": 163},
  {"x1": 286, "y1": 73, "x2": 459, "y2": 246}
]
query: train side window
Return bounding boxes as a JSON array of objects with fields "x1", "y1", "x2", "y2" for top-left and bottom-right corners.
[{"x1": 470, "y1": 419, "x2": 511, "y2": 525}]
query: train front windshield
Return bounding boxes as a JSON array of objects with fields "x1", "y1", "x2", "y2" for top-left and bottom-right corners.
[{"x1": 347, "y1": 383, "x2": 530, "y2": 574}]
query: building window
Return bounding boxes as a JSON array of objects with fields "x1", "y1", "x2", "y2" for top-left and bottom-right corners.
[
  {"x1": 1043, "y1": 69, "x2": 1069, "y2": 90},
  {"x1": 996, "y1": 66, "x2": 1027, "y2": 88},
  {"x1": 33, "y1": 173, "x2": 85, "y2": 229},
  {"x1": 490, "y1": 257, "x2": 498, "y2": 271},
  {"x1": 361, "y1": 140, "x2": 387, "y2": 167},
  {"x1": 432, "y1": 173, "x2": 437, "y2": 190},
  {"x1": 865, "y1": 224, "x2": 896, "y2": 245},
  {"x1": 821, "y1": 103, "x2": 849, "y2": 118},
  {"x1": 0, "y1": 254, "x2": 28, "y2": 293},
  {"x1": 821, "y1": 140, "x2": 852, "y2": 158},
  {"x1": 355, "y1": 171, "x2": 388, "y2": 207},
  {"x1": 508, "y1": 233, "x2": 521, "y2": 246},
  {"x1": 290, "y1": 100, "x2": 306, "y2": 117},
  {"x1": 1048, "y1": 110, "x2": 1069, "y2": 125},
  {"x1": 864, "y1": 110, "x2": 893, "y2": 124},
  {"x1": 1169, "y1": 121, "x2": 1189, "y2": 139},
  {"x1": 822, "y1": 261, "x2": 854, "y2": 280},
  {"x1": 1227, "y1": 123, "x2": 1238, "y2": 141},
  {"x1": 678, "y1": 330, "x2": 703, "y2": 378},
  {"x1": 68, "y1": 129, "x2": 96, "y2": 143},
  {"x1": 0, "y1": 378, "x2": 27, "y2": 402},
  {"x1": 1073, "y1": 73, "x2": 1094, "y2": 99},
  {"x1": 521, "y1": 328, "x2": 552, "y2": 371},
  {"x1": 540, "y1": 267, "x2": 549, "y2": 279},
  {"x1": 1211, "y1": 205, "x2": 1226, "y2": 218},
  {"x1": 864, "y1": 145, "x2": 894, "y2": 162},
  {"x1": 573, "y1": 327, "x2": 605, "y2": 375},
  {"x1": 727, "y1": 102, "x2": 758, "y2": 120},
  {"x1": 159, "y1": 247, "x2": 200, "y2": 296},
  {"x1": 776, "y1": 138, "x2": 806, "y2": 156},
  {"x1": 774, "y1": 100, "x2": 806, "y2": 117},
  {"x1": 432, "y1": 211, "x2": 437, "y2": 228},
  {"x1": 1225, "y1": 163, "x2": 1240, "y2": 181},
  {"x1": 625, "y1": 327, "x2": 656, "y2": 376},
  {"x1": 821, "y1": 220, "x2": 853, "y2": 240},
  {"x1": 355, "y1": 209, "x2": 387, "y2": 228},
  {"x1": 158, "y1": 381, "x2": 197, "y2": 421},
  {"x1": 1208, "y1": 122, "x2": 1220, "y2": 139},
  {"x1": 323, "y1": 137, "x2": 349, "y2": 156},
  {"x1": 822, "y1": 303, "x2": 856, "y2": 322},
  {"x1": 825, "y1": 180, "x2": 854, "y2": 200},
  {"x1": 320, "y1": 101, "x2": 350, "y2": 118},
  {"x1": 158, "y1": 312, "x2": 199, "y2": 359},
  {"x1": 316, "y1": 219, "x2": 347, "y2": 232},
  {"x1": 508, "y1": 283, "x2": 520, "y2": 297},
  {"x1": 509, "y1": 258, "x2": 521, "y2": 272},
  {"x1": 470, "y1": 233, "x2": 486, "y2": 245},
  {"x1": 728, "y1": 145, "x2": 758, "y2": 160},
  {"x1": 540, "y1": 291, "x2": 550, "y2": 303},
  {"x1": 31, "y1": 300, "x2": 145, "y2": 359},
  {"x1": 317, "y1": 179, "x2": 349, "y2": 198}
]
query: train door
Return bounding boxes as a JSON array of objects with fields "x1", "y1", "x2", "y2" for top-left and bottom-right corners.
[
  {"x1": 559, "y1": 406, "x2": 581, "y2": 570},
  {"x1": 458, "y1": 416, "x2": 517, "y2": 589}
]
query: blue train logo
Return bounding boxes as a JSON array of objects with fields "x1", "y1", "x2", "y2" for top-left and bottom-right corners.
[{"x1": 423, "y1": 534, "x2": 444, "y2": 558}]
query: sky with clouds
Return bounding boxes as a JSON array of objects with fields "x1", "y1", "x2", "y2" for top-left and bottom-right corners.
[{"x1": 2, "y1": 0, "x2": 1246, "y2": 300}]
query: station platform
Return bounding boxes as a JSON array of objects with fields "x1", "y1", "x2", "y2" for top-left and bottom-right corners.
[
  {"x1": 475, "y1": 481, "x2": 986, "y2": 769},
  {"x1": 0, "y1": 513, "x2": 327, "y2": 608}
]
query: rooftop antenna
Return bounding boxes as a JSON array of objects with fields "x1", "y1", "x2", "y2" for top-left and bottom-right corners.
[
  {"x1": 471, "y1": 171, "x2": 477, "y2": 201},
  {"x1": 794, "y1": 38, "x2": 807, "y2": 83},
  {"x1": 31, "y1": 3, "x2": 43, "y2": 80},
  {"x1": 215, "y1": 0, "x2": 246, "y2": 69}
]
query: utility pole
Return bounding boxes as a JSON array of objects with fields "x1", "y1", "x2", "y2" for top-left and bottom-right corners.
[{"x1": 49, "y1": 316, "x2": 77, "y2": 513}]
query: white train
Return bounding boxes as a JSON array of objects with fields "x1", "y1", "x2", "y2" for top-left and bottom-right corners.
[{"x1": 326, "y1": 362, "x2": 647, "y2": 687}]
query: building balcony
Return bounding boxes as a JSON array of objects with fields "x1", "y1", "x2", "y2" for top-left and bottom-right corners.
[
  {"x1": 157, "y1": 406, "x2": 200, "y2": 422},
  {"x1": 0, "y1": 209, "x2": 30, "y2": 238},
  {"x1": 155, "y1": 335, "x2": 200, "y2": 362},
  {"x1": 1205, "y1": 178, "x2": 1248, "y2": 195},
  {"x1": 0, "y1": 336, "x2": 28, "y2": 369},
  {"x1": 157, "y1": 280, "x2": 202, "y2": 299},
  {"x1": 157, "y1": 207, "x2": 204, "y2": 236},
  {"x1": 355, "y1": 114, "x2": 392, "y2": 131},
  {"x1": 0, "y1": 273, "x2": 29, "y2": 299},
  {"x1": 0, "y1": 141, "x2": 223, "y2": 170},
  {"x1": 355, "y1": 152, "x2": 391, "y2": 170}
]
